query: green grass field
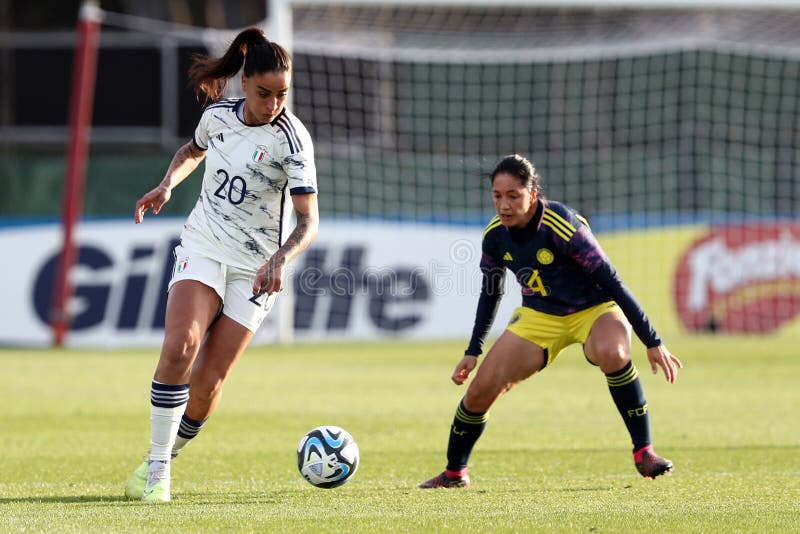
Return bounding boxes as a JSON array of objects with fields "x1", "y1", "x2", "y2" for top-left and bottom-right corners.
[{"x1": 1, "y1": 337, "x2": 798, "y2": 533}]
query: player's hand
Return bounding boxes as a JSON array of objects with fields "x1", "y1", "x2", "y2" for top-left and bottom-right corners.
[
  {"x1": 452, "y1": 355, "x2": 478, "y2": 385},
  {"x1": 253, "y1": 256, "x2": 286, "y2": 296},
  {"x1": 646, "y1": 345, "x2": 683, "y2": 384},
  {"x1": 134, "y1": 185, "x2": 171, "y2": 224}
]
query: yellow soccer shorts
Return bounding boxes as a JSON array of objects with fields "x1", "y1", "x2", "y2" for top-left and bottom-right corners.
[{"x1": 505, "y1": 301, "x2": 623, "y2": 367}]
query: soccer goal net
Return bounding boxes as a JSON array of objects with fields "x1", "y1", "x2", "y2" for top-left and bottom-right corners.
[
  {"x1": 43, "y1": 1, "x2": 798, "y2": 347},
  {"x1": 277, "y1": 1, "x2": 800, "y2": 337}
]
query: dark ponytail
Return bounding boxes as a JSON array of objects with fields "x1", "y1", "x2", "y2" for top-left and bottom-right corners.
[{"x1": 188, "y1": 27, "x2": 292, "y2": 104}]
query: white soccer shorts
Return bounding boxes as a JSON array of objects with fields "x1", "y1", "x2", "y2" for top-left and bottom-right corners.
[{"x1": 168, "y1": 243, "x2": 277, "y2": 333}]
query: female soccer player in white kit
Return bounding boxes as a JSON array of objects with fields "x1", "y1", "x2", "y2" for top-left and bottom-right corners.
[{"x1": 124, "y1": 27, "x2": 318, "y2": 502}]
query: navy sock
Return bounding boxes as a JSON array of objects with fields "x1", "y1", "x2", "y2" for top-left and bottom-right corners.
[
  {"x1": 445, "y1": 400, "x2": 489, "y2": 472},
  {"x1": 606, "y1": 361, "x2": 651, "y2": 450}
]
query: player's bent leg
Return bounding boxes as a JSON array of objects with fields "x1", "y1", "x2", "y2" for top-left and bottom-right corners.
[
  {"x1": 583, "y1": 311, "x2": 631, "y2": 374},
  {"x1": 127, "y1": 280, "x2": 221, "y2": 502},
  {"x1": 585, "y1": 312, "x2": 673, "y2": 478},
  {"x1": 166, "y1": 314, "x2": 254, "y2": 461},
  {"x1": 420, "y1": 331, "x2": 546, "y2": 490},
  {"x1": 186, "y1": 314, "x2": 254, "y2": 421},
  {"x1": 463, "y1": 329, "x2": 546, "y2": 412},
  {"x1": 155, "y1": 280, "x2": 222, "y2": 383}
]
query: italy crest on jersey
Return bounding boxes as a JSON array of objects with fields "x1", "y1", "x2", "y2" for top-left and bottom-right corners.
[{"x1": 252, "y1": 145, "x2": 268, "y2": 162}]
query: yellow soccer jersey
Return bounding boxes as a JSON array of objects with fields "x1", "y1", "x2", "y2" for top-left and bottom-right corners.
[{"x1": 182, "y1": 98, "x2": 317, "y2": 271}]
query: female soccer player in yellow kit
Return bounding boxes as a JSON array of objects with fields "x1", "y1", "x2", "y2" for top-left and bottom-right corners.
[{"x1": 420, "y1": 154, "x2": 682, "y2": 489}]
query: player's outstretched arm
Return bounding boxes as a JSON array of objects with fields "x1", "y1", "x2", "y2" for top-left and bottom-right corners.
[
  {"x1": 134, "y1": 140, "x2": 206, "y2": 223},
  {"x1": 452, "y1": 355, "x2": 478, "y2": 385},
  {"x1": 254, "y1": 193, "x2": 319, "y2": 296},
  {"x1": 646, "y1": 345, "x2": 683, "y2": 384}
]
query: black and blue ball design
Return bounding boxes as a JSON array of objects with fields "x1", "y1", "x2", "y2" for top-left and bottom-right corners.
[{"x1": 297, "y1": 425, "x2": 359, "y2": 488}]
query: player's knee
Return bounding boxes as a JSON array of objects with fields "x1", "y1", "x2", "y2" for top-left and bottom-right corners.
[
  {"x1": 462, "y1": 394, "x2": 489, "y2": 413},
  {"x1": 593, "y1": 344, "x2": 629, "y2": 372},
  {"x1": 161, "y1": 326, "x2": 203, "y2": 364}
]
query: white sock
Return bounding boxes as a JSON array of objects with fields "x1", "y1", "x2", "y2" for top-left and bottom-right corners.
[
  {"x1": 171, "y1": 436, "x2": 189, "y2": 458},
  {"x1": 149, "y1": 381, "x2": 189, "y2": 462}
]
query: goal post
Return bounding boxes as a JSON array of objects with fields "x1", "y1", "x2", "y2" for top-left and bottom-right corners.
[{"x1": 51, "y1": 0, "x2": 102, "y2": 346}]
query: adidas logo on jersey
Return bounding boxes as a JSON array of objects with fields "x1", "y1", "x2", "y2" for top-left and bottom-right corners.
[
  {"x1": 216, "y1": 133, "x2": 224, "y2": 142},
  {"x1": 503, "y1": 252, "x2": 513, "y2": 261}
]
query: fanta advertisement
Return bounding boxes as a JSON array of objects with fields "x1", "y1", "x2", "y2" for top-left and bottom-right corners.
[{"x1": 674, "y1": 223, "x2": 800, "y2": 334}]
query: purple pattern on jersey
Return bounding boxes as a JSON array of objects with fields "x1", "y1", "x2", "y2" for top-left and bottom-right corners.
[
  {"x1": 481, "y1": 251, "x2": 500, "y2": 268},
  {"x1": 565, "y1": 225, "x2": 607, "y2": 274}
]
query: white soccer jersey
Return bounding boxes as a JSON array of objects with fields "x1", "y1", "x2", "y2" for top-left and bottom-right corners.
[{"x1": 181, "y1": 98, "x2": 317, "y2": 272}]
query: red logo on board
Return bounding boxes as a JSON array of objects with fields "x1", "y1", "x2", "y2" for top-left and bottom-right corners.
[{"x1": 673, "y1": 223, "x2": 800, "y2": 333}]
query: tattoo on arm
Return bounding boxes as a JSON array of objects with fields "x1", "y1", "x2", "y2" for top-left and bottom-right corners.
[
  {"x1": 277, "y1": 211, "x2": 316, "y2": 264},
  {"x1": 167, "y1": 144, "x2": 192, "y2": 171},
  {"x1": 161, "y1": 142, "x2": 205, "y2": 189}
]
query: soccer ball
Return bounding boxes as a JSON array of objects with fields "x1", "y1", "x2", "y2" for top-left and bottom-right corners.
[{"x1": 296, "y1": 425, "x2": 359, "y2": 489}]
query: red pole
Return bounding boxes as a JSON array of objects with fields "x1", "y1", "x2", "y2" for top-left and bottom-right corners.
[{"x1": 51, "y1": 1, "x2": 102, "y2": 346}]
